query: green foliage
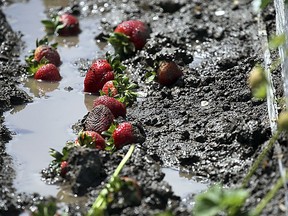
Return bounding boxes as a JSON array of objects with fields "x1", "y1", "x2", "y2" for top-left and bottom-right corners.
[
  {"x1": 252, "y1": 0, "x2": 271, "y2": 11},
  {"x1": 269, "y1": 34, "x2": 286, "y2": 50},
  {"x1": 193, "y1": 185, "x2": 249, "y2": 216}
]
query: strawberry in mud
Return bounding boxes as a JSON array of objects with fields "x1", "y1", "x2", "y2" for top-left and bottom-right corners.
[
  {"x1": 108, "y1": 20, "x2": 150, "y2": 58},
  {"x1": 76, "y1": 130, "x2": 106, "y2": 150},
  {"x1": 83, "y1": 104, "x2": 115, "y2": 134},
  {"x1": 93, "y1": 95, "x2": 126, "y2": 118},
  {"x1": 42, "y1": 13, "x2": 80, "y2": 36},
  {"x1": 33, "y1": 63, "x2": 62, "y2": 82},
  {"x1": 84, "y1": 59, "x2": 115, "y2": 94},
  {"x1": 60, "y1": 161, "x2": 69, "y2": 177},
  {"x1": 157, "y1": 61, "x2": 183, "y2": 86},
  {"x1": 104, "y1": 121, "x2": 145, "y2": 150}
]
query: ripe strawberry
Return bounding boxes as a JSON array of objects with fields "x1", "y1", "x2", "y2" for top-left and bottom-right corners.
[
  {"x1": 108, "y1": 20, "x2": 150, "y2": 57},
  {"x1": 93, "y1": 95, "x2": 126, "y2": 118},
  {"x1": 34, "y1": 45, "x2": 61, "y2": 66},
  {"x1": 34, "y1": 63, "x2": 62, "y2": 82},
  {"x1": 111, "y1": 122, "x2": 145, "y2": 149},
  {"x1": 84, "y1": 59, "x2": 115, "y2": 94},
  {"x1": 157, "y1": 61, "x2": 183, "y2": 86},
  {"x1": 42, "y1": 13, "x2": 80, "y2": 36},
  {"x1": 76, "y1": 130, "x2": 106, "y2": 150},
  {"x1": 60, "y1": 161, "x2": 69, "y2": 177},
  {"x1": 102, "y1": 80, "x2": 118, "y2": 97},
  {"x1": 84, "y1": 104, "x2": 115, "y2": 134}
]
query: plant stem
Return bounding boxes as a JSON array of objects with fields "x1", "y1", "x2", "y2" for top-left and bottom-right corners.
[
  {"x1": 242, "y1": 130, "x2": 281, "y2": 188},
  {"x1": 113, "y1": 144, "x2": 135, "y2": 177},
  {"x1": 250, "y1": 172, "x2": 287, "y2": 216},
  {"x1": 87, "y1": 144, "x2": 135, "y2": 216}
]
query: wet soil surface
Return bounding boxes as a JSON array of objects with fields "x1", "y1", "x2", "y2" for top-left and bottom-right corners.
[{"x1": 0, "y1": 0, "x2": 286, "y2": 215}]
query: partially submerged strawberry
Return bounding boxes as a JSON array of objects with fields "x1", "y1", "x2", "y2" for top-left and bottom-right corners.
[
  {"x1": 84, "y1": 59, "x2": 115, "y2": 94},
  {"x1": 93, "y1": 95, "x2": 126, "y2": 118},
  {"x1": 26, "y1": 37, "x2": 61, "y2": 70},
  {"x1": 33, "y1": 63, "x2": 62, "y2": 82},
  {"x1": 84, "y1": 104, "x2": 115, "y2": 134},
  {"x1": 76, "y1": 130, "x2": 106, "y2": 150},
  {"x1": 60, "y1": 161, "x2": 69, "y2": 177},
  {"x1": 42, "y1": 13, "x2": 80, "y2": 36},
  {"x1": 108, "y1": 20, "x2": 150, "y2": 58},
  {"x1": 157, "y1": 61, "x2": 183, "y2": 86},
  {"x1": 104, "y1": 122, "x2": 145, "y2": 150}
]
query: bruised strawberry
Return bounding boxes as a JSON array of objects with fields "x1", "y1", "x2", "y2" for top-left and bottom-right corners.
[
  {"x1": 84, "y1": 59, "x2": 115, "y2": 94},
  {"x1": 60, "y1": 161, "x2": 69, "y2": 177},
  {"x1": 157, "y1": 61, "x2": 183, "y2": 86},
  {"x1": 42, "y1": 13, "x2": 80, "y2": 36},
  {"x1": 34, "y1": 63, "x2": 62, "y2": 82},
  {"x1": 109, "y1": 122, "x2": 145, "y2": 149},
  {"x1": 84, "y1": 104, "x2": 114, "y2": 134},
  {"x1": 76, "y1": 130, "x2": 106, "y2": 150},
  {"x1": 93, "y1": 95, "x2": 126, "y2": 118},
  {"x1": 102, "y1": 80, "x2": 118, "y2": 97},
  {"x1": 34, "y1": 45, "x2": 61, "y2": 66},
  {"x1": 108, "y1": 20, "x2": 150, "y2": 57}
]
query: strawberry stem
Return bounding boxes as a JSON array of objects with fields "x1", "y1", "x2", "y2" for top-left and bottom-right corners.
[{"x1": 87, "y1": 144, "x2": 135, "y2": 216}]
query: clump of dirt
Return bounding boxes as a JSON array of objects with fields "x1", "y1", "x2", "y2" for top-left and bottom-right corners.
[{"x1": 0, "y1": 0, "x2": 286, "y2": 215}]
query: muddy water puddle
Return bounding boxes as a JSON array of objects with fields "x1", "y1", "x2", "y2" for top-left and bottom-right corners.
[{"x1": 3, "y1": 0, "x2": 208, "y2": 199}]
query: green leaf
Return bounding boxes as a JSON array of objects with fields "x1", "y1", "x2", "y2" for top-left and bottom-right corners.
[
  {"x1": 269, "y1": 34, "x2": 286, "y2": 50},
  {"x1": 193, "y1": 185, "x2": 249, "y2": 216}
]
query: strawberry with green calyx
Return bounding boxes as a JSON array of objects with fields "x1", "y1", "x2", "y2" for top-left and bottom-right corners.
[
  {"x1": 93, "y1": 95, "x2": 126, "y2": 118},
  {"x1": 49, "y1": 141, "x2": 76, "y2": 177},
  {"x1": 84, "y1": 53, "x2": 126, "y2": 94},
  {"x1": 25, "y1": 37, "x2": 61, "y2": 68},
  {"x1": 108, "y1": 20, "x2": 150, "y2": 58},
  {"x1": 31, "y1": 63, "x2": 62, "y2": 82},
  {"x1": 84, "y1": 104, "x2": 115, "y2": 134},
  {"x1": 101, "y1": 80, "x2": 118, "y2": 97},
  {"x1": 41, "y1": 13, "x2": 80, "y2": 36},
  {"x1": 101, "y1": 74, "x2": 138, "y2": 106},
  {"x1": 102, "y1": 121, "x2": 145, "y2": 151},
  {"x1": 75, "y1": 130, "x2": 106, "y2": 150}
]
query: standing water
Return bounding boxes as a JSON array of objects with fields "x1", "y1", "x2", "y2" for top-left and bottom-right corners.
[{"x1": 3, "y1": 0, "x2": 108, "y2": 196}]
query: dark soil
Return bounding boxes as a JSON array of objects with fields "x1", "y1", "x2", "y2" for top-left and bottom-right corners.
[{"x1": 0, "y1": 0, "x2": 286, "y2": 216}]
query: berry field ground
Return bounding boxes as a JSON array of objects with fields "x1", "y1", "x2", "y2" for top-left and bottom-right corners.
[{"x1": 0, "y1": 0, "x2": 286, "y2": 215}]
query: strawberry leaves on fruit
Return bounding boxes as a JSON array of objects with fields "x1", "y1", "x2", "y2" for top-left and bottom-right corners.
[
  {"x1": 108, "y1": 32, "x2": 136, "y2": 58},
  {"x1": 41, "y1": 13, "x2": 80, "y2": 36},
  {"x1": 25, "y1": 37, "x2": 59, "y2": 75}
]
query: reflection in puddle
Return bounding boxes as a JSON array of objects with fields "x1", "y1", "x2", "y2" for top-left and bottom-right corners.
[
  {"x1": 3, "y1": 0, "x2": 107, "y2": 196},
  {"x1": 162, "y1": 168, "x2": 209, "y2": 198}
]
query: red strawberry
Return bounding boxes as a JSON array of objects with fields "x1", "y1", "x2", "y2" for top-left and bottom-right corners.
[
  {"x1": 112, "y1": 122, "x2": 145, "y2": 149},
  {"x1": 93, "y1": 95, "x2": 126, "y2": 118},
  {"x1": 57, "y1": 14, "x2": 80, "y2": 36},
  {"x1": 84, "y1": 59, "x2": 115, "y2": 94},
  {"x1": 102, "y1": 80, "x2": 118, "y2": 97},
  {"x1": 34, "y1": 45, "x2": 61, "y2": 66},
  {"x1": 108, "y1": 20, "x2": 150, "y2": 57},
  {"x1": 34, "y1": 63, "x2": 62, "y2": 82},
  {"x1": 60, "y1": 161, "x2": 69, "y2": 177},
  {"x1": 157, "y1": 61, "x2": 183, "y2": 86},
  {"x1": 84, "y1": 104, "x2": 114, "y2": 134},
  {"x1": 76, "y1": 130, "x2": 106, "y2": 150},
  {"x1": 41, "y1": 13, "x2": 80, "y2": 36}
]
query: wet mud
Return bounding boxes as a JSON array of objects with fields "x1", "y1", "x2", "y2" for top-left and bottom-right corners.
[{"x1": 0, "y1": 0, "x2": 286, "y2": 215}]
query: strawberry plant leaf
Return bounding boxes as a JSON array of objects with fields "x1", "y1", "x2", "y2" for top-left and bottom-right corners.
[{"x1": 269, "y1": 34, "x2": 286, "y2": 50}]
